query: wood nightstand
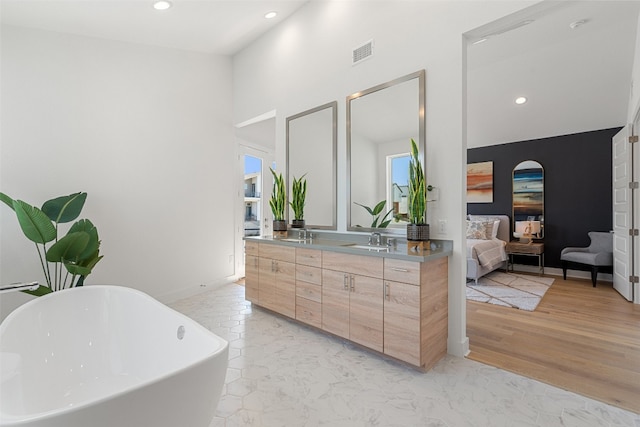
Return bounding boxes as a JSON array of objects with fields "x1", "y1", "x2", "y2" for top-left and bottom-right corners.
[{"x1": 505, "y1": 241, "x2": 544, "y2": 275}]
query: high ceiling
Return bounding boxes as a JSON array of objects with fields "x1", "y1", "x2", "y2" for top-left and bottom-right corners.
[
  {"x1": 466, "y1": 1, "x2": 640, "y2": 148},
  {"x1": 0, "y1": 0, "x2": 309, "y2": 55},
  {"x1": 1, "y1": 1, "x2": 638, "y2": 147}
]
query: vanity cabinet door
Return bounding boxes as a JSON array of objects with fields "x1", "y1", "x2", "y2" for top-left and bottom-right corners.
[
  {"x1": 245, "y1": 254, "x2": 259, "y2": 303},
  {"x1": 274, "y1": 260, "x2": 296, "y2": 318},
  {"x1": 349, "y1": 274, "x2": 383, "y2": 353},
  {"x1": 384, "y1": 280, "x2": 421, "y2": 366},
  {"x1": 258, "y1": 257, "x2": 277, "y2": 312},
  {"x1": 321, "y1": 268, "x2": 350, "y2": 339},
  {"x1": 255, "y1": 244, "x2": 296, "y2": 318},
  {"x1": 322, "y1": 267, "x2": 383, "y2": 352}
]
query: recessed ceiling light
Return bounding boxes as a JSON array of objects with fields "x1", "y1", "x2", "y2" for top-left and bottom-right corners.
[
  {"x1": 515, "y1": 96, "x2": 528, "y2": 105},
  {"x1": 153, "y1": 1, "x2": 172, "y2": 11},
  {"x1": 264, "y1": 11, "x2": 277, "y2": 19}
]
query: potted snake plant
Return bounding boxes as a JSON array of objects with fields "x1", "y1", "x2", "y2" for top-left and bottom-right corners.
[
  {"x1": 269, "y1": 167, "x2": 287, "y2": 232},
  {"x1": 407, "y1": 138, "x2": 429, "y2": 241},
  {"x1": 289, "y1": 173, "x2": 307, "y2": 228}
]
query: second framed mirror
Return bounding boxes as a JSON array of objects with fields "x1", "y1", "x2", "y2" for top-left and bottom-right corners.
[{"x1": 347, "y1": 70, "x2": 426, "y2": 233}]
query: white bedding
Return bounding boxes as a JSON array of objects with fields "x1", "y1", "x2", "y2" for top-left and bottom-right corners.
[{"x1": 467, "y1": 238, "x2": 507, "y2": 271}]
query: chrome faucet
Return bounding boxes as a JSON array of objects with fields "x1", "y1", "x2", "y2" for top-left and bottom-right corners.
[
  {"x1": 369, "y1": 232, "x2": 382, "y2": 246},
  {"x1": 298, "y1": 228, "x2": 309, "y2": 241}
]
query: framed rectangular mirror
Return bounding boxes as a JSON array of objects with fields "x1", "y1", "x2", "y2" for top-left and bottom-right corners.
[
  {"x1": 286, "y1": 101, "x2": 338, "y2": 230},
  {"x1": 347, "y1": 70, "x2": 426, "y2": 233}
]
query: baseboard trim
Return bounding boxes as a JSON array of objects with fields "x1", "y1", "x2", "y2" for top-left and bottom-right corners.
[
  {"x1": 156, "y1": 275, "x2": 240, "y2": 304},
  {"x1": 448, "y1": 336, "x2": 470, "y2": 357},
  {"x1": 510, "y1": 264, "x2": 612, "y2": 282}
]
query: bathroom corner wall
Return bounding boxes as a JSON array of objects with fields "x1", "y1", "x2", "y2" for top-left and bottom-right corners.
[{"x1": 1, "y1": 26, "x2": 235, "y2": 320}]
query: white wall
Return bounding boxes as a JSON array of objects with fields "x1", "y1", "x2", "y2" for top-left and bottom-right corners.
[
  {"x1": 1, "y1": 26, "x2": 235, "y2": 320},
  {"x1": 232, "y1": 0, "x2": 535, "y2": 356}
]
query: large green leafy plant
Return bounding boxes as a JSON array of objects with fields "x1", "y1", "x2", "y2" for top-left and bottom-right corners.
[
  {"x1": 408, "y1": 138, "x2": 426, "y2": 225},
  {"x1": 269, "y1": 168, "x2": 286, "y2": 221},
  {"x1": 289, "y1": 174, "x2": 307, "y2": 221},
  {"x1": 354, "y1": 200, "x2": 393, "y2": 228},
  {"x1": 0, "y1": 192, "x2": 103, "y2": 296}
]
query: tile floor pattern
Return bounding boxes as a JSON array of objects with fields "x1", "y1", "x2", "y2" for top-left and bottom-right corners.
[{"x1": 169, "y1": 283, "x2": 640, "y2": 427}]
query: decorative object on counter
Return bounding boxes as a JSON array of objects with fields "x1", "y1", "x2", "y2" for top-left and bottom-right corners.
[
  {"x1": 289, "y1": 173, "x2": 307, "y2": 228},
  {"x1": 0, "y1": 191, "x2": 103, "y2": 296},
  {"x1": 269, "y1": 167, "x2": 287, "y2": 233},
  {"x1": 407, "y1": 138, "x2": 429, "y2": 241},
  {"x1": 354, "y1": 200, "x2": 393, "y2": 228}
]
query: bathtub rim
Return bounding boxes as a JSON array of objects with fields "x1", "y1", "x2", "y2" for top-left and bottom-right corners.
[{"x1": 0, "y1": 285, "x2": 229, "y2": 424}]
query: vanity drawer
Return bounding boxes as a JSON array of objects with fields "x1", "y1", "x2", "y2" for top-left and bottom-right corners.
[
  {"x1": 296, "y1": 279, "x2": 322, "y2": 303},
  {"x1": 259, "y1": 244, "x2": 296, "y2": 263},
  {"x1": 384, "y1": 258, "x2": 420, "y2": 285},
  {"x1": 296, "y1": 248, "x2": 322, "y2": 268},
  {"x1": 296, "y1": 296, "x2": 322, "y2": 328},
  {"x1": 322, "y1": 251, "x2": 383, "y2": 279},
  {"x1": 296, "y1": 264, "x2": 322, "y2": 286},
  {"x1": 245, "y1": 241, "x2": 260, "y2": 256}
]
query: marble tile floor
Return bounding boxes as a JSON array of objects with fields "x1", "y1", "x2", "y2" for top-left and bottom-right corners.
[{"x1": 169, "y1": 283, "x2": 640, "y2": 427}]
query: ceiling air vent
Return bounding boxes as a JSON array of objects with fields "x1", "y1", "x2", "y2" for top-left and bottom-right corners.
[{"x1": 352, "y1": 39, "x2": 374, "y2": 65}]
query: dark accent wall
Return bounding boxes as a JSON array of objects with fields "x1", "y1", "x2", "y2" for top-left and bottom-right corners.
[{"x1": 467, "y1": 127, "x2": 620, "y2": 269}]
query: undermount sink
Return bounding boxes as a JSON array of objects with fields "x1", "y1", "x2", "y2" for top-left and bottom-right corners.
[
  {"x1": 279, "y1": 238, "x2": 307, "y2": 243},
  {"x1": 347, "y1": 244, "x2": 389, "y2": 252}
]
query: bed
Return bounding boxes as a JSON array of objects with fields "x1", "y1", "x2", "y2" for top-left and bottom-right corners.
[{"x1": 466, "y1": 214, "x2": 510, "y2": 283}]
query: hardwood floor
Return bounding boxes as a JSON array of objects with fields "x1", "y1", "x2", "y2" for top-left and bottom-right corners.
[{"x1": 467, "y1": 274, "x2": 640, "y2": 414}]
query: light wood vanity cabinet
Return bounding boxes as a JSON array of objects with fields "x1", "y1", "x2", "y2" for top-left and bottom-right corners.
[
  {"x1": 295, "y1": 248, "x2": 322, "y2": 328},
  {"x1": 252, "y1": 243, "x2": 296, "y2": 318},
  {"x1": 321, "y1": 252, "x2": 384, "y2": 353},
  {"x1": 244, "y1": 239, "x2": 449, "y2": 370},
  {"x1": 244, "y1": 241, "x2": 260, "y2": 304},
  {"x1": 383, "y1": 256, "x2": 448, "y2": 369}
]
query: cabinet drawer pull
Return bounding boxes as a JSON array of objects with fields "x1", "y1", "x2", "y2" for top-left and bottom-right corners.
[
  {"x1": 385, "y1": 283, "x2": 390, "y2": 300},
  {"x1": 390, "y1": 267, "x2": 410, "y2": 272},
  {"x1": 350, "y1": 276, "x2": 355, "y2": 292},
  {"x1": 343, "y1": 274, "x2": 349, "y2": 290}
]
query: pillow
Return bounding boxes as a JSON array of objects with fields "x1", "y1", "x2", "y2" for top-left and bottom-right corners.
[
  {"x1": 468, "y1": 215, "x2": 501, "y2": 239},
  {"x1": 466, "y1": 220, "x2": 489, "y2": 239},
  {"x1": 490, "y1": 219, "x2": 500, "y2": 239}
]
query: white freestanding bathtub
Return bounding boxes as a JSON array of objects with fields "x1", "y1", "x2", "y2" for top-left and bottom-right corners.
[{"x1": 0, "y1": 285, "x2": 228, "y2": 427}]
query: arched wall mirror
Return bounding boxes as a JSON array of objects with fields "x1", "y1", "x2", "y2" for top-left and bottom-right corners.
[
  {"x1": 347, "y1": 70, "x2": 426, "y2": 233},
  {"x1": 512, "y1": 160, "x2": 544, "y2": 240},
  {"x1": 286, "y1": 101, "x2": 337, "y2": 230}
]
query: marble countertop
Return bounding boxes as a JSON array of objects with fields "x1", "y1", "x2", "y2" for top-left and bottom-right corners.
[{"x1": 244, "y1": 232, "x2": 452, "y2": 262}]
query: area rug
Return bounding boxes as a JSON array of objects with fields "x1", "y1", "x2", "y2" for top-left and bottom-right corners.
[{"x1": 466, "y1": 271, "x2": 554, "y2": 311}]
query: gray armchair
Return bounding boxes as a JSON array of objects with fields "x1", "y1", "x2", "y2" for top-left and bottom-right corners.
[{"x1": 560, "y1": 232, "x2": 613, "y2": 287}]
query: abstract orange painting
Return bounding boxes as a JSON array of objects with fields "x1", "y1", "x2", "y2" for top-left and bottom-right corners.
[{"x1": 467, "y1": 161, "x2": 493, "y2": 203}]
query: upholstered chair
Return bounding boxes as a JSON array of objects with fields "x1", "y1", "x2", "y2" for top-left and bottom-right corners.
[{"x1": 560, "y1": 232, "x2": 613, "y2": 287}]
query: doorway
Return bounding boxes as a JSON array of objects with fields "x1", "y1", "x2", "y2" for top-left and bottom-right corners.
[{"x1": 234, "y1": 113, "x2": 276, "y2": 279}]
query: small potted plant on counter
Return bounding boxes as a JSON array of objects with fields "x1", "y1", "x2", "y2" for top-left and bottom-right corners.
[
  {"x1": 407, "y1": 138, "x2": 429, "y2": 241},
  {"x1": 289, "y1": 173, "x2": 307, "y2": 228},
  {"x1": 269, "y1": 167, "x2": 287, "y2": 234}
]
